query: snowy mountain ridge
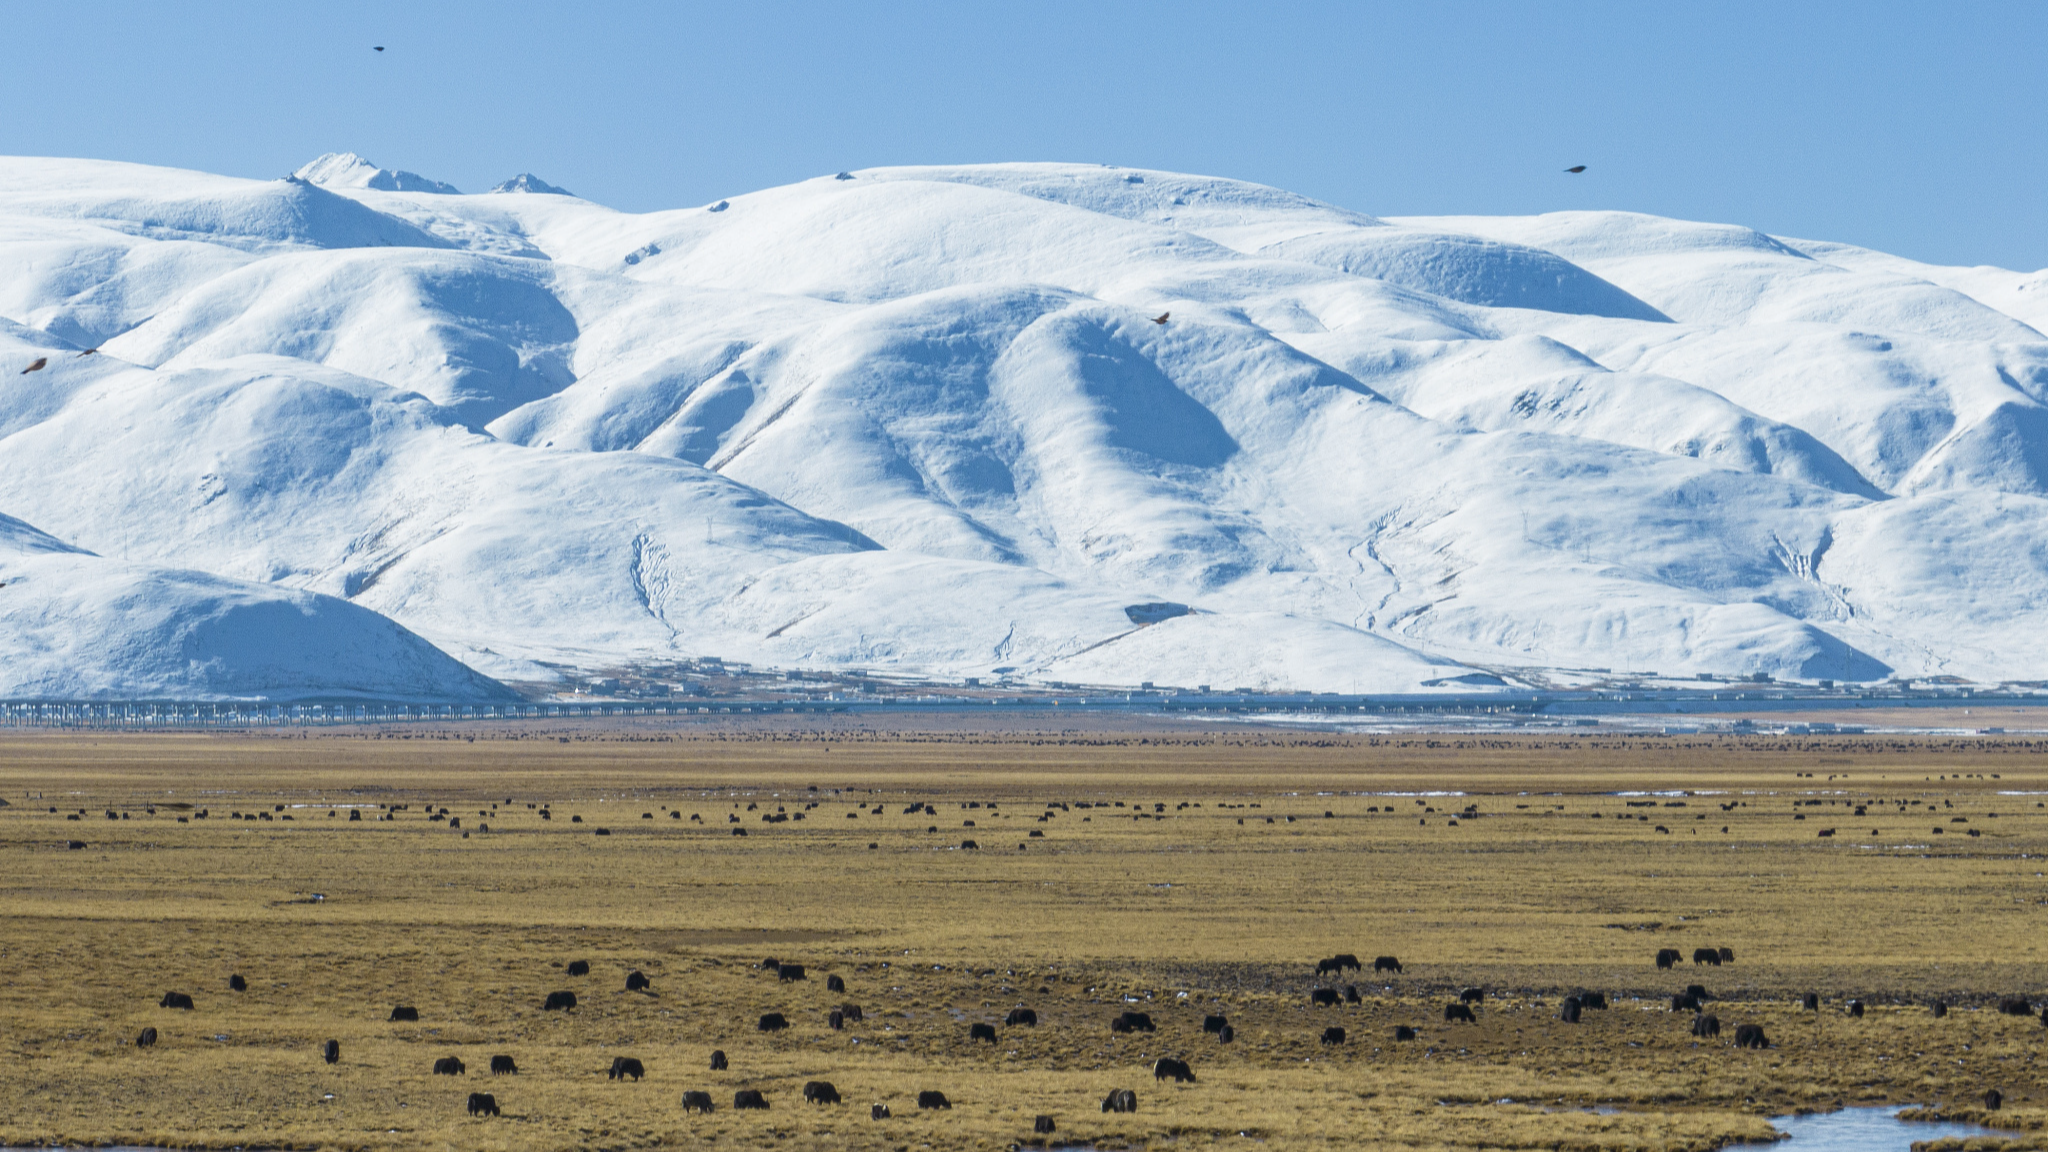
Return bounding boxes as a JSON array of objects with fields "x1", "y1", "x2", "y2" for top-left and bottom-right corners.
[
  {"x1": 292, "y1": 151, "x2": 462, "y2": 195},
  {"x1": 0, "y1": 154, "x2": 2044, "y2": 699}
]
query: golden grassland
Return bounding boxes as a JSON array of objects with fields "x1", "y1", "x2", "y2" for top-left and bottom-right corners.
[{"x1": 4, "y1": 724, "x2": 2048, "y2": 1151}]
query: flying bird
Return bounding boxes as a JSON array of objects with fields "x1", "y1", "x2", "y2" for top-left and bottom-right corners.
[
  {"x1": 1150, "y1": 312, "x2": 1170, "y2": 325},
  {"x1": 77, "y1": 348, "x2": 98, "y2": 357},
  {"x1": 373, "y1": 46, "x2": 385, "y2": 52},
  {"x1": 21, "y1": 357, "x2": 46, "y2": 374},
  {"x1": 1564, "y1": 165, "x2": 1586, "y2": 173}
]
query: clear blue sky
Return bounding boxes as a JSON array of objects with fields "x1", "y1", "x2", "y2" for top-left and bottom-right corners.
[{"x1": 6, "y1": 0, "x2": 2044, "y2": 270}]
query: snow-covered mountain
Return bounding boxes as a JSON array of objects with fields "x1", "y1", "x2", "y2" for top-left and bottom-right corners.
[
  {"x1": 0, "y1": 507, "x2": 509, "y2": 702},
  {"x1": 293, "y1": 152, "x2": 461, "y2": 195},
  {"x1": 1, "y1": 154, "x2": 2044, "y2": 698}
]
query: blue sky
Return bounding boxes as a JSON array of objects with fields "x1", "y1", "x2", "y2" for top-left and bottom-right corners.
[{"x1": 5, "y1": 0, "x2": 2044, "y2": 269}]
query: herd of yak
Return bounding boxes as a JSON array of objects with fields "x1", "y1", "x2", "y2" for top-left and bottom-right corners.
[{"x1": 135, "y1": 945, "x2": 2031, "y2": 1127}]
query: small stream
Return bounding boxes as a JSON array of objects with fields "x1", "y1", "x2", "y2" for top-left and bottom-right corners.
[{"x1": 1769, "y1": 1105, "x2": 2014, "y2": 1148}]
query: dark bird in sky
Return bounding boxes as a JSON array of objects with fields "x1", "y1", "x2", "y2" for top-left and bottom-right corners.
[
  {"x1": 1150, "y1": 312, "x2": 1170, "y2": 325},
  {"x1": 21, "y1": 358, "x2": 46, "y2": 374},
  {"x1": 1564, "y1": 165, "x2": 1587, "y2": 173},
  {"x1": 373, "y1": 46, "x2": 385, "y2": 52},
  {"x1": 77, "y1": 348, "x2": 98, "y2": 357}
]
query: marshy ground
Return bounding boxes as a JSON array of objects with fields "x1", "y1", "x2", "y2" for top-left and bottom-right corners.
[{"x1": 3, "y1": 722, "x2": 2048, "y2": 1150}]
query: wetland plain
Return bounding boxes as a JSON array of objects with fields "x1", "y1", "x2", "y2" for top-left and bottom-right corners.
[{"x1": 3, "y1": 722, "x2": 2048, "y2": 1151}]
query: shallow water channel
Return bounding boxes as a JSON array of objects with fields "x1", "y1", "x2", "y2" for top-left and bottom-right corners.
[
  {"x1": 1768, "y1": 1105, "x2": 2014, "y2": 1149},
  {"x1": 0, "y1": 1107, "x2": 2022, "y2": 1152}
]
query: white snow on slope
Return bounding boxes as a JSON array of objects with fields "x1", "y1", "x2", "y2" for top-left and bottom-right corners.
[
  {"x1": 0, "y1": 510, "x2": 509, "y2": 702},
  {"x1": 1, "y1": 155, "x2": 2045, "y2": 696}
]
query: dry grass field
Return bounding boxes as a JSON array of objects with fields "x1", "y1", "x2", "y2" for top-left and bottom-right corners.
[{"x1": 4, "y1": 721, "x2": 2048, "y2": 1151}]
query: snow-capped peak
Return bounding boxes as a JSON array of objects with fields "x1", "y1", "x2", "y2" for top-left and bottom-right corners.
[
  {"x1": 490, "y1": 173, "x2": 573, "y2": 196},
  {"x1": 293, "y1": 152, "x2": 461, "y2": 195}
]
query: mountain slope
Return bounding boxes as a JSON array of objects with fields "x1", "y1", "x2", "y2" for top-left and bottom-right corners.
[
  {"x1": 0, "y1": 510, "x2": 510, "y2": 702},
  {"x1": 0, "y1": 155, "x2": 2044, "y2": 693}
]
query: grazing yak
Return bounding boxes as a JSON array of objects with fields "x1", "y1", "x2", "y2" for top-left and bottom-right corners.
[
  {"x1": 626, "y1": 971, "x2": 651, "y2": 992},
  {"x1": 1154, "y1": 1057, "x2": 1196, "y2": 1082},
  {"x1": 1847, "y1": 1000, "x2": 1865, "y2": 1018},
  {"x1": 1572, "y1": 991, "x2": 1609, "y2": 1010},
  {"x1": 1394, "y1": 1025, "x2": 1418, "y2": 1041},
  {"x1": 136, "y1": 1027, "x2": 157, "y2": 1048},
  {"x1": 1311, "y1": 988, "x2": 1340, "y2": 1007},
  {"x1": 1931, "y1": 1000, "x2": 1948, "y2": 1018},
  {"x1": 827, "y1": 974, "x2": 846, "y2": 993},
  {"x1": 1320, "y1": 1026, "x2": 1346, "y2": 1045},
  {"x1": 758, "y1": 1013, "x2": 789, "y2": 1032},
  {"x1": 1686, "y1": 984, "x2": 1711, "y2": 1002},
  {"x1": 1218, "y1": 1025, "x2": 1235, "y2": 1043},
  {"x1": 1101, "y1": 1088, "x2": 1138, "y2": 1113},
  {"x1": 1693, "y1": 948, "x2": 1722, "y2": 966},
  {"x1": 1203, "y1": 1014, "x2": 1229, "y2": 1034},
  {"x1": 389, "y1": 1005, "x2": 419, "y2": 1021},
  {"x1": 1111, "y1": 1011, "x2": 1155, "y2": 1033},
  {"x1": 969, "y1": 1023, "x2": 997, "y2": 1043},
  {"x1": 870, "y1": 1103, "x2": 890, "y2": 1119},
  {"x1": 917, "y1": 1090, "x2": 952, "y2": 1109},
  {"x1": 1672, "y1": 994, "x2": 1702, "y2": 1013},
  {"x1": 566, "y1": 960, "x2": 590, "y2": 976},
  {"x1": 1733, "y1": 1023, "x2": 1769, "y2": 1049},
  {"x1": 681, "y1": 1090, "x2": 715, "y2": 1113},
  {"x1": 829, "y1": 1009, "x2": 845, "y2": 1031},
  {"x1": 803, "y1": 1080, "x2": 842, "y2": 1104},
  {"x1": 1345, "y1": 985, "x2": 1362, "y2": 1004},
  {"x1": 1035, "y1": 1114, "x2": 1057, "y2": 1133},
  {"x1": 1445, "y1": 1003, "x2": 1477, "y2": 1023},
  {"x1": 777, "y1": 964, "x2": 807, "y2": 982},
  {"x1": 841, "y1": 1004, "x2": 864, "y2": 1022},
  {"x1": 1374, "y1": 956, "x2": 1403, "y2": 974},
  {"x1": 1803, "y1": 993, "x2": 1820, "y2": 1011},
  {"x1": 710, "y1": 1050, "x2": 728, "y2": 1070},
  {"x1": 1655, "y1": 948, "x2": 1682, "y2": 969},
  {"x1": 1557, "y1": 998, "x2": 1582, "y2": 1024},
  {"x1": 1692, "y1": 1014, "x2": 1721, "y2": 1038},
  {"x1": 160, "y1": 992, "x2": 195, "y2": 1010},
  {"x1": 609, "y1": 1057, "x2": 645, "y2": 1081},
  {"x1": 466, "y1": 1092, "x2": 499, "y2": 1117},
  {"x1": 734, "y1": 1089, "x2": 770, "y2": 1110},
  {"x1": 228, "y1": 975, "x2": 247, "y2": 992},
  {"x1": 1006, "y1": 1007, "x2": 1038, "y2": 1026},
  {"x1": 1459, "y1": 987, "x2": 1484, "y2": 1004},
  {"x1": 323, "y1": 1039, "x2": 339, "y2": 1064},
  {"x1": 1986, "y1": 1089, "x2": 2004, "y2": 1111},
  {"x1": 433, "y1": 1057, "x2": 466, "y2": 1075},
  {"x1": 1718, "y1": 947, "x2": 1735, "y2": 963},
  {"x1": 1999, "y1": 998, "x2": 2035, "y2": 1017},
  {"x1": 542, "y1": 991, "x2": 577, "y2": 1011},
  {"x1": 491, "y1": 1055, "x2": 517, "y2": 1075}
]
